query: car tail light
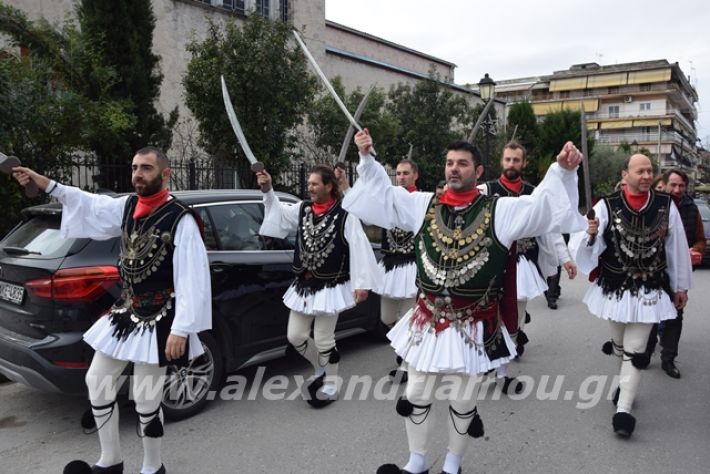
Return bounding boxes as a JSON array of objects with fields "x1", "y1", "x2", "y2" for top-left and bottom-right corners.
[
  {"x1": 26, "y1": 266, "x2": 120, "y2": 301},
  {"x1": 51, "y1": 360, "x2": 90, "y2": 369}
]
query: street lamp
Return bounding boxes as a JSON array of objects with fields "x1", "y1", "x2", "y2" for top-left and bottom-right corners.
[{"x1": 478, "y1": 73, "x2": 496, "y2": 180}]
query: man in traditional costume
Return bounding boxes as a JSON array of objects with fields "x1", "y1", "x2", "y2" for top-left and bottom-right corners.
[
  {"x1": 569, "y1": 154, "x2": 691, "y2": 437},
  {"x1": 13, "y1": 147, "x2": 211, "y2": 474},
  {"x1": 480, "y1": 141, "x2": 577, "y2": 393},
  {"x1": 344, "y1": 129, "x2": 585, "y2": 474},
  {"x1": 256, "y1": 164, "x2": 379, "y2": 408},
  {"x1": 378, "y1": 159, "x2": 421, "y2": 383}
]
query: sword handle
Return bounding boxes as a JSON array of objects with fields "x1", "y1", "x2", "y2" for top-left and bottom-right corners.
[{"x1": 586, "y1": 208, "x2": 597, "y2": 246}]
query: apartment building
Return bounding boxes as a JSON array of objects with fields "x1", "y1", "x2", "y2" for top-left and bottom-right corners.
[{"x1": 494, "y1": 60, "x2": 699, "y2": 177}]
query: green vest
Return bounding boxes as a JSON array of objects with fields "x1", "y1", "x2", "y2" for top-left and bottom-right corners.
[{"x1": 415, "y1": 194, "x2": 509, "y2": 302}]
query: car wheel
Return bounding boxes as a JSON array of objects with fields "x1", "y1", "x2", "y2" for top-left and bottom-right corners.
[{"x1": 161, "y1": 331, "x2": 224, "y2": 421}]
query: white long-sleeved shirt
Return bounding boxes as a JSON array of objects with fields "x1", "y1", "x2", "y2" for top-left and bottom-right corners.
[
  {"x1": 48, "y1": 182, "x2": 212, "y2": 337},
  {"x1": 343, "y1": 153, "x2": 587, "y2": 251}
]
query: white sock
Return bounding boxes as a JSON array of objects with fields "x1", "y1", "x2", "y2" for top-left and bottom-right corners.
[
  {"x1": 320, "y1": 382, "x2": 337, "y2": 397},
  {"x1": 442, "y1": 451, "x2": 462, "y2": 474},
  {"x1": 496, "y1": 364, "x2": 508, "y2": 378},
  {"x1": 616, "y1": 406, "x2": 631, "y2": 414},
  {"x1": 403, "y1": 452, "x2": 427, "y2": 473},
  {"x1": 315, "y1": 367, "x2": 325, "y2": 378}
]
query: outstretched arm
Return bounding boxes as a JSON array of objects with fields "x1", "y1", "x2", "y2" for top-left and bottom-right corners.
[
  {"x1": 342, "y1": 129, "x2": 433, "y2": 231},
  {"x1": 13, "y1": 166, "x2": 126, "y2": 240},
  {"x1": 256, "y1": 169, "x2": 301, "y2": 239}
]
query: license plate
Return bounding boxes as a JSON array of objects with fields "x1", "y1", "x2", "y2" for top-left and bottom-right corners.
[{"x1": 0, "y1": 281, "x2": 24, "y2": 305}]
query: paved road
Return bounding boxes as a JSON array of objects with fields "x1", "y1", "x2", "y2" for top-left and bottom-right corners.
[{"x1": 2, "y1": 272, "x2": 710, "y2": 473}]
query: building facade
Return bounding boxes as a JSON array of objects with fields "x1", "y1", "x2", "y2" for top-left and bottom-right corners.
[
  {"x1": 3, "y1": 0, "x2": 489, "y2": 125},
  {"x1": 493, "y1": 60, "x2": 700, "y2": 178}
]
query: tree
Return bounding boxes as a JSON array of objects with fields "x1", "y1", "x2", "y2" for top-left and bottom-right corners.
[
  {"x1": 78, "y1": 0, "x2": 178, "y2": 191},
  {"x1": 506, "y1": 101, "x2": 541, "y2": 183},
  {"x1": 0, "y1": 3, "x2": 134, "y2": 235},
  {"x1": 538, "y1": 108, "x2": 596, "y2": 206},
  {"x1": 183, "y1": 16, "x2": 315, "y2": 188},
  {"x1": 386, "y1": 75, "x2": 474, "y2": 191},
  {"x1": 589, "y1": 145, "x2": 626, "y2": 196}
]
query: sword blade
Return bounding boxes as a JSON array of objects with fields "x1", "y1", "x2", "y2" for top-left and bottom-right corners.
[
  {"x1": 336, "y1": 84, "x2": 375, "y2": 164},
  {"x1": 221, "y1": 75, "x2": 258, "y2": 166},
  {"x1": 293, "y1": 29, "x2": 376, "y2": 156},
  {"x1": 580, "y1": 103, "x2": 593, "y2": 213}
]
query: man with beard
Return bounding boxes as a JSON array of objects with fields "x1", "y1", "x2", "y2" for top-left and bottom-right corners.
[
  {"x1": 345, "y1": 129, "x2": 586, "y2": 474},
  {"x1": 256, "y1": 164, "x2": 379, "y2": 408},
  {"x1": 379, "y1": 159, "x2": 421, "y2": 383},
  {"x1": 642, "y1": 168, "x2": 705, "y2": 378},
  {"x1": 12, "y1": 147, "x2": 211, "y2": 474},
  {"x1": 479, "y1": 141, "x2": 577, "y2": 392},
  {"x1": 569, "y1": 154, "x2": 692, "y2": 437}
]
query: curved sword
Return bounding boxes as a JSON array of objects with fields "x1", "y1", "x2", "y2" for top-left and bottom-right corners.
[
  {"x1": 293, "y1": 29, "x2": 376, "y2": 156},
  {"x1": 220, "y1": 75, "x2": 264, "y2": 172},
  {"x1": 580, "y1": 102, "x2": 597, "y2": 244},
  {"x1": 336, "y1": 84, "x2": 375, "y2": 164}
]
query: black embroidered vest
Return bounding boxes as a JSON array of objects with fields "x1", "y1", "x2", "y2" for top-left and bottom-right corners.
[
  {"x1": 110, "y1": 196, "x2": 193, "y2": 366},
  {"x1": 598, "y1": 190, "x2": 672, "y2": 298},
  {"x1": 486, "y1": 179, "x2": 539, "y2": 264},
  {"x1": 292, "y1": 200, "x2": 350, "y2": 296},
  {"x1": 381, "y1": 227, "x2": 416, "y2": 271}
]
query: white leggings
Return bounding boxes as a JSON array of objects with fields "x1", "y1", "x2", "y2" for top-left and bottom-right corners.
[
  {"x1": 85, "y1": 351, "x2": 166, "y2": 473},
  {"x1": 608, "y1": 321, "x2": 653, "y2": 412},
  {"x1": 381, "y1": 296, "x2": 417, "y2": 327},
  {"x1": 287, "y1": 310, "x2": 340, "y2": 383},
  {"x1": 404, "y1": 368, "x2": 484, "y2": 458}
]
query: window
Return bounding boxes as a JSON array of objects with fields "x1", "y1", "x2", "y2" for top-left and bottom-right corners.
[
  {"x1": 256, "y1": 0, "x2": 270, "y2": 17},
  {"x1": 640, "y1": 102, "x2": 651, "y2": 112},
  {"x1": 204, "y1": 202, "x2": 294, "y2": 251},
  {"x1": 559, "y1": 91, "x2": 570, "y2": 99},
  {"x1": 208, "y1": 203, "x2": 264, "y2": 250},
  {"x1": 608, "y1": 105, "x2": 620, "y2": 119},
  {"x1": 279, "y1": 0, "x2": 288, "y2": 22},
  {"x1": 608, "y1": 86, "x2": 620, "y2": 94},
  {"x1": 195, "y1": 208, "x2": 218, "y2": 251},
  {"x1": 640, "y1": 84, "x2": 652, "y2": 92}
]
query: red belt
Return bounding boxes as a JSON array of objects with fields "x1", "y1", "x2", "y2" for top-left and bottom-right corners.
[{"x1": 413, "y1": 291, "x2": 498, "y2": 334}]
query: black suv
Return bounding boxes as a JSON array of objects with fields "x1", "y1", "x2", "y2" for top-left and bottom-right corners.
[{"x1": 0, "y1": 190, "x2": 383, "y2": 419}]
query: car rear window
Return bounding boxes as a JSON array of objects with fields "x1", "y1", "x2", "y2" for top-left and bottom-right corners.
[{"x1": 1, "y1": 215, "x2": 76, "y2": 259}]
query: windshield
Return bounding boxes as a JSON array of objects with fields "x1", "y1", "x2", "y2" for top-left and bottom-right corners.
[{"x1": 1, "y1": 215, "x2": 76, "y2": 259}]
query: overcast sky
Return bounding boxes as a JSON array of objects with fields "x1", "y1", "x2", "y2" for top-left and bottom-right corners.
[{"x1": 325, "y1": 0, "x2": 710, "y2": 146}]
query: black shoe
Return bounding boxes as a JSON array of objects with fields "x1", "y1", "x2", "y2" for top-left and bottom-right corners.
[
  {"x1": 438, "y1": 469, "x2": 462, "y2": 474},
  {"x1": 141, "y1": 466, "x2": 166, "y2": 474},
  {"x1": 612, "y1": 412, "x2": 636, "y2": 437},
  {"x1": 376, "y1": 464, "x2": 428, "y2": 474},
  {"x1": 63, "y1": 460, "x2": 124, "y2": 474},
  {"x1": 525, "y1": 312, "x2": 531, "y2": 324},
  {"x1": 304, "y1": 374, "x2": 336, "y2": 408},
  {"x1": 661, "y1": 360, "x2": 681, "y2": 379},
  {"x1": 389, "y1": 368, "x2": 409, "y2": 383},
  {"x1": 500, "y1": 376, "x2": 523, "y2": 395},
  {"x1": 547, "y1": 299, "x2": 558, "y2": 309}
]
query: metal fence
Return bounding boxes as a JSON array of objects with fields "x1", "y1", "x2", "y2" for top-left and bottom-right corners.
[{"x1": 59, "y1": 157, "x2": 381, "y2": 200}]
